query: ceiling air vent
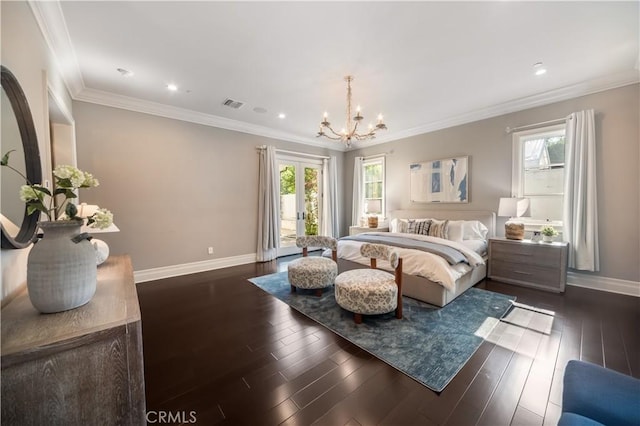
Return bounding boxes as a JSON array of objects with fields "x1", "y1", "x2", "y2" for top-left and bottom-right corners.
[{"x1": 222, "y1": 98, "x2": 245, "y2": 109}]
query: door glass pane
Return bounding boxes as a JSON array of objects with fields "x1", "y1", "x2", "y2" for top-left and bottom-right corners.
[
  {"x1": 304, "y1": 167, "x2": 319, "y2": 236},
  {"x1": 279, "y1": 164, "x2": 296, "y2": 247}
]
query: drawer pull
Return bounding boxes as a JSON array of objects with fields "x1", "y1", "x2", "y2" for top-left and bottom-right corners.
[{"x1": 514, "y1": 270, "x2": 533, "y2": 276}]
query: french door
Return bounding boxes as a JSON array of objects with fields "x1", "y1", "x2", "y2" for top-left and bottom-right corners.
[{"x1": 277, "y1": 156, "x2": 322, "y2": 257}]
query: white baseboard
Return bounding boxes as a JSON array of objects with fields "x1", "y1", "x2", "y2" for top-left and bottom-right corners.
[
  {"x1": 134, "y1": 253, "x2": 257, "y2": 284},
  {"x1": 567, "y1": 272, "x2": 640, "y2": 297}
]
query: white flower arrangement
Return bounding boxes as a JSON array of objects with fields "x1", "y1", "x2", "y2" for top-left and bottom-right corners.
[{"x1": 2, "y1": 150, "x2": 113, "y2": 229}]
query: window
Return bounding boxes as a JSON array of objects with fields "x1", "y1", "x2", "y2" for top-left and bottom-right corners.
[
  {"x1": 362, "y1": 157, "x2": 385, "y2": 217},
  {"x1": 512, "y1": 124, "x2": 565, "y2": 226}
]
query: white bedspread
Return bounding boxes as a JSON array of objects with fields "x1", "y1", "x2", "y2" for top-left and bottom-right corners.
[{"x1": 326, "y1": 232, "x2": 486, "y2": 292}]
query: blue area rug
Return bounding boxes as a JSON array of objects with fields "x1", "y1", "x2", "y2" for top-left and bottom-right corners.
[{"x1": 248, "y1": 271, "x2": 515, "y2": 392}]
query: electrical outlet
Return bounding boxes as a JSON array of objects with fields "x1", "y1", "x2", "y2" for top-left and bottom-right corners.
[{"x1": 207, "y1": 247, "x2": 214, "y2": 255}]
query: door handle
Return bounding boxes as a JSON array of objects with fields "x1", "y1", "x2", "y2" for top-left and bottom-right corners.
[{"x1": 302, "y1": 212, "x2": 306, "y2": 220}]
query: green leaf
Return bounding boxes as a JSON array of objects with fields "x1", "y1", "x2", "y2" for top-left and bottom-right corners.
[
  {"x1": 32, "y1": 185, "x2": 52, "y2": 196},
  {"x1": 1, "y1": 150, "x2": 16, "y2": 166},
  {"x1": 27, "y1": 203, "x2": 47, "y2": 215},
  {"x1": 64, "y1": 189, "x2": 77, "y2": 199}
]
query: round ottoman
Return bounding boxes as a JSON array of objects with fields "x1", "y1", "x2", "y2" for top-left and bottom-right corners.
[
  {"x1": 288, "y1": 256, "x2": 338, "y2": 296},
  {"x1": 334, "y1": 268, "x2": 398, "y2": 324}
]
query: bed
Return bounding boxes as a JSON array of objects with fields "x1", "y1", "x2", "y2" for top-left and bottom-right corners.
[{"x1": 330, "y1": 210, "x2": 496, "y2": 307}]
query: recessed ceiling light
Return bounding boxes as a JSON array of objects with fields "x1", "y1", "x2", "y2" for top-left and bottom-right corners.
[
  {"x1": 278, "y1": 113, "x2": 286, "y2": 119},
  {"x1": 116, "y1": 68, "x2": 134, "y2": 77},
  {"x1": 167, "y1": 83, "x2": 178, "y2": 92},
  {"x1": 533, "y1": 62, "x2": 547, "y2": 76}
]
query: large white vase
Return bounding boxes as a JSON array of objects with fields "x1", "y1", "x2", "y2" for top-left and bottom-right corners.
[{"x1": 27, "y1": 221, "x2": 97, "y2": 313}]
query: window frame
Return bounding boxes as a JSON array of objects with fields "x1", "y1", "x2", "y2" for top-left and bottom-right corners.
[
  {"x1": 511, "y1": 124, "x2": 565, "y2": 229},
  {"x1": 361, "y1": 156, "x2": 386, "y2": 219}
]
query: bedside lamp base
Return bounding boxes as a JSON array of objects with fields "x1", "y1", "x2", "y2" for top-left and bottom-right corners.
[{"x1": 505, "y1": 222, "x2": 525, "y2": 240}]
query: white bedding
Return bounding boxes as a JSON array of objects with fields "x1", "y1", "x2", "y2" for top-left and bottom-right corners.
[{"x1": 327, "y1": 232, "x2": 486, "y2": 292}]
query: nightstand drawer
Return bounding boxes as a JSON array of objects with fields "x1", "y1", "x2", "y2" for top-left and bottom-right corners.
[
  {"x1": 490, "y1": 259, "x2": 562, "y2": 287},
  {"x1": 490, "y1": 243, "x2": 560, "y2": 268},
  {"x1": 488, "y1": 238, "x2": 568, "y2": 293}
]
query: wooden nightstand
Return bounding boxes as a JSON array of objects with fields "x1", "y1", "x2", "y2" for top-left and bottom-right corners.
[
  {"x1": 349, "y1": 226, "x2": 389, "y2": 236},
  {"x1": 488, "y1": 237, "x2": 569, "y2": 293}
]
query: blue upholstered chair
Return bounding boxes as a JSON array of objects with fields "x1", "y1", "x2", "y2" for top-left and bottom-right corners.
[{"x1": 559, "y1": 360, "x2": 640, "y2": 426}]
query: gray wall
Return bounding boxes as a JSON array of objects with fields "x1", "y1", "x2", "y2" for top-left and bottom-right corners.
[
  {"x1": 73, "y1": 102, "x2": 344, "y2": 271},
  {"x1": 344, "y1": 84, "x2": 640, "y2": 283}
]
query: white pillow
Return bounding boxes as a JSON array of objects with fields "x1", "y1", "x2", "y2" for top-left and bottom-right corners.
[
  {"x1": 389, "y1": 218, "x2": 399, "y2": 233},
  {"x1": 447, "y1": 220, "x2": 464, "y2": 242},
  {"x1": 462, "y1": 220, "x2": 488, "y2": 240},
  {"x1": 461, "y1": 239, "x2": 488, "y2": 256}
]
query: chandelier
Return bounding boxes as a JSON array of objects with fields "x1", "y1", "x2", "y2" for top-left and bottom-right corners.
[{"x1": 316, "y1": 75, "x2": 387, "y2": 148}]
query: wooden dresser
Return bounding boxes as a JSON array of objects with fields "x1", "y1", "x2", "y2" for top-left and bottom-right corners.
[
  {"x1": 488, "y1": 237, "x2": 569, "y2": 293},
  {"x1": 1, "y1": 255, "x2": 146, "y2": 425}
]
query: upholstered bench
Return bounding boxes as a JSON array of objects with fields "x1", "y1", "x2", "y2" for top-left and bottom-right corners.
[
  {"x1": 288, "y1": 236, "x2": 338, "y2": 296},
  {"x1": 334, "y1": 243, "x2": 403, "y2": 324}
]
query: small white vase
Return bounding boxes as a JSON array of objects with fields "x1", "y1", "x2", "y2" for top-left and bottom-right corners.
[
  {"x1": 542, "y1": 235, "x2": 554, "y2": 243},
  {"x1": 27, "y1": 221, "x2": 97, "y2": 313}
]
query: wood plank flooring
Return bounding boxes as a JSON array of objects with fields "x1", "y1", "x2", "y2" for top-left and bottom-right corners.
[{"x1": 136, "y1": 257, "x2": 639, "y2": 425}]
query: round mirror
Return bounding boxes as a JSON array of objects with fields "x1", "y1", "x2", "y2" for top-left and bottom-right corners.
[{"x1": 1, "y1": 65, "x2": 42, "y2": 249}]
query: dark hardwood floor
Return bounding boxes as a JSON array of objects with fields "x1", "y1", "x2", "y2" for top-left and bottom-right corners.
[{"x1": 136, "y1": 257, "x2": 639, "y2": 425}]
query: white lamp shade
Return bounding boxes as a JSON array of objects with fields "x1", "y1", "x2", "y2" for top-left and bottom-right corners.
[
  {"x1": 498, "y1": 197, "x2": 531, "y2": 218},
  {"x1": 365, "y1": 199, "x2": 382, "y2": 215}
]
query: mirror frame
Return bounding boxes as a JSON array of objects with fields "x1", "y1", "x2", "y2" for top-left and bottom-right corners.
[{"x1": 1, "y1": 65, "x2": 43, "y2": 249}]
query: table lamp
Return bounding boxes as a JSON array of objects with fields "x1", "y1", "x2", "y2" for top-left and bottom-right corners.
[{"x1": 498, "y1": 197, "x2": 530, "y2": 240}]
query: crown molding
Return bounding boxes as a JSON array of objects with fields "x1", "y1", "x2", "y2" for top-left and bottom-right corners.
[
  {"x1": 28, "y1": 0, "x2": 85, "y2": 98},
  {"x1": 363, "y1": 70, "x2": 640, "y2": 147},
  {"x1": 75, "y1": 87, "x2": 341, "y2": 150}
]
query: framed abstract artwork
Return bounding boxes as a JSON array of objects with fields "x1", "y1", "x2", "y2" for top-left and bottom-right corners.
[{"x1": 410, "y1": 156, "x2": 469, "y2": 203}]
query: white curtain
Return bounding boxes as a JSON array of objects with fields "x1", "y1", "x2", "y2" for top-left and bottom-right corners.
[
  {"x1": 257, "y1": 146, "x2": 280, "y2": 262},
  {"x1": 321, "y1": 156, "x2": 339, "y2": 237},
  {"x1": 562, "y1": 109, "x2": 599, "y2": 271},
  {"x1": 352, "y1": 157, "x2": 364, "y2": 226}
]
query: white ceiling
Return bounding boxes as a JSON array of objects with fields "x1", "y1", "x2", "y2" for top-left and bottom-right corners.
[{"x1": 35, "y1": 1, "x2": 639, "y2": 150}]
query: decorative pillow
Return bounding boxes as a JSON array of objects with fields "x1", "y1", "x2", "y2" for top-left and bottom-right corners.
[
  {"x1": 462, "y1": 220, "x2": 489, "y2": 240},
  {"x1": 393, "y1": 219, "x2": 413, "y2": 233},
  {"x1": 412, "y1": 219, "x2": 431, "y2": 235},
  {"x1": 395, "y1": 219, "x2": 410, "y2": 233},
  {"x1": 447, "y1": 220, "x2": 464, "y2": 242},
  {"x1": 428, "y1": 219, "x2": 449, "y2": 239},
  {"x1": 389, "y1": 218, "x2": 400, "y2": 233},
  {"x1": 405, "y1": 219, "x2": 417, "y2": 233}
]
